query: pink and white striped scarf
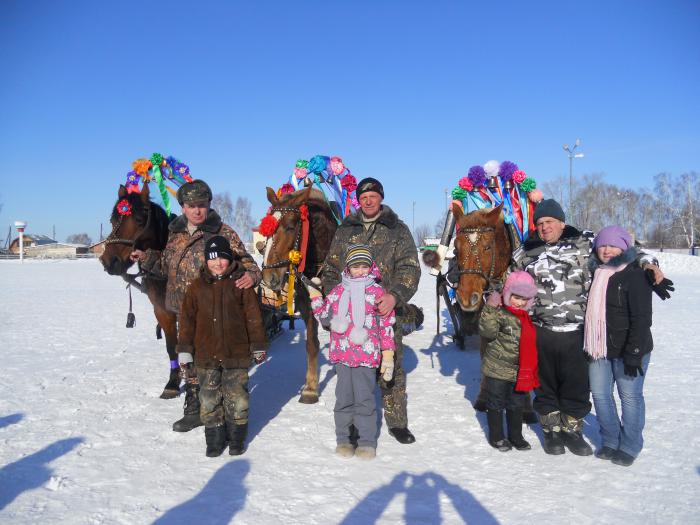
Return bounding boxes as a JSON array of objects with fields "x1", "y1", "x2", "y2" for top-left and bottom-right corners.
[{"x1": 584, "y1": 263, "x2": 628, "y2": 359}]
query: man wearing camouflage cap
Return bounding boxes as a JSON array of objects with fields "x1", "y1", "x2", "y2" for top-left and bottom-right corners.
[{"x1": 131, "y1": 179, "x2": 262, "y2": 432}]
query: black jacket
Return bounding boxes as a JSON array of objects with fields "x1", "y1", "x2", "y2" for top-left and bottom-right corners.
[{"x1": 589, "y1": 248, "x2": 653, "y2": 363}]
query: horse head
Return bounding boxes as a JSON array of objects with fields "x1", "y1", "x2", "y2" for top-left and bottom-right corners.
[
  {"x1": 100, "y1": 183, "x2": 169, "y2": 276},
  {"x1": 452, "y1": 203, "x2": 511, "y2": 312}
]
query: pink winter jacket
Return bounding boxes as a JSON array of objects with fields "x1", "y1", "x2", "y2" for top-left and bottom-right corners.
[{"x1": 312, "y1": 266, "x2": 396, "y2": 368}]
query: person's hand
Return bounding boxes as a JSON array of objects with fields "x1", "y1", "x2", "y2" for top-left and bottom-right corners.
[
  {"x1": 646, "y1": 271, "x2": 675, "y2": 300},
  {"x1": 643, "y1": 264, "x2": 664, "y2": 285},
  {"x1": 235, "y1": 271, "x2": 255, "y2": 289},
  {"x1": 380, "y1": 350, "x2": 395, "y2": 381},
  {"x1": 486, "y1": 291, "x2": 502, "y2": 307},
  {"x1": 624, "y1": 363, "x2": 644, "y2": 377},
  {"x1": 130, "y1": 249, "x2": 146, "y2": 263},
  {"x1": 253, "y1": 349, "x2": 267, "y2": 364},
  {"x1": 304, "y1": 277, "x2": 323, "y2": 300},
  {"x1": 177, "y1": 353, "x2": 196, "y2": 382},
  {"x1": 377, "y1": 293, "x2": 397, "y2": 317},
  {"x1": 623, "y1": 354, "x2": 644, "y2": 378}
]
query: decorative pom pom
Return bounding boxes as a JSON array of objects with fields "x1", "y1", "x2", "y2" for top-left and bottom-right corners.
[
  {"x1": 483, "y1": 160, "x2": 500, "y2": 176},
  {"x1": 468, "y1": 165, "x2": 487, "y2": 187},
  {"x1": 330, "y1": 316, "x2": 350, "y2": 334},
  {"x1": 150, "y1": 153, "x2": 164, "y2": 167},
  {"x1": 279, "y1": 183, "x2": 295, "y2": 195},
  {"x1": 520, "y1": 177, "x2": 537, "y2": 193},
  {"x1": 307, "y1": 155, "x2": 329, "y2": 174},
  {"x1": 351, "y1": 196, "x2": 359, "y2": 209},
  {"x1": 132, "y1": 158, "x2": 153, "y2": 176},
  {"x1": 451, "y1": 186, "x2": 468, "y2": 201},
  {"x1": 349, "y1": 326, "x2": 369, "y2": 345},
  {"x1": 259, "y1": 214, "x2": 279, "y2": 237},
  {"x1": 341, "y1": 174, "x2": 357, "y2": 192},
  {"x1": 289, "y1": 250, "x2": 302, "y2": 265},
  {"x1": 422, "y1": 249, "x2": 440, "y2": 268},
  {"x1": 498, "y1": 161, "x2": 518, "y2": 181},
  {"x1": 294, "y1": 167, "x2": 308, "y2": 180},
  {"x1": 295, "y1": 159, "x2": 308, "y2": 169},
  {"x1": 458, "y1": 176, "x2": 474, "y2": 191},
  {"x1": 528, "y1": 189, "x2": 544, "y2": 203},
  {"x1": 512, "y1": 170, "x2": 527, "y2": 184},
  {"x1": 116, "y1": 199, "x2": 132, "y2": 216}
]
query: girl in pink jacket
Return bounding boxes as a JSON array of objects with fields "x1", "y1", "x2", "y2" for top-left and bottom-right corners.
[{"x1": 308, "y1": 244, "x2": 395, "y2": 460}]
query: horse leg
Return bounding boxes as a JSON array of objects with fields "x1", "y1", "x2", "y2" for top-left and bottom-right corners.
[
  {"x1": 154, "y1": 305, "x2": 180, "y2": 399},
  {"x1": 299, "y1": 315, "x2": 320, "y2": 404},
  {"x1": 473, "y1": 336, "x2": 488, "y2": 412}
]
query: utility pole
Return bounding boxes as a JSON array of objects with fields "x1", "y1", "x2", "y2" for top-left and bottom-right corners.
[{"x1": 563, "y1": 139, "x2": 584, "y2": 222}]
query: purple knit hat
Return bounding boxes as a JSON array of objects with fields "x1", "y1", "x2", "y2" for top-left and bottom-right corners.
[
  {"x1": 593, "y1": 226, "x2": 632, "y2": 250},
  {"x1": 503, "y1": 271, "x2": 538, "y2": 309}
]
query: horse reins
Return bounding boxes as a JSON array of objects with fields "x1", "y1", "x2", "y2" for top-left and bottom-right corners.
[
  {"x1": 456, "y1": 226, "x2": 500, "y2": 292},
  {"x1": 261, "y1": 206, "x2": 305, "y2": 271}
]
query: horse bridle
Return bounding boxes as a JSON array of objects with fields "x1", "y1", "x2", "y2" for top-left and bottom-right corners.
[
  {"x1": 104, "y1": 204, "x2": 153, "y2": 249},
  {"x1": 261, "y1": 206, "x2": 304, "y2": 271},
  {"x1": 455, "y1": 226, "x2": 499, "y2": 291}
]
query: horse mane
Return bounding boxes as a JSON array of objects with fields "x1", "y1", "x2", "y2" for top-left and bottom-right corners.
[{"x1": 110, "y1": 191, "x2": 171, "y2": 250}]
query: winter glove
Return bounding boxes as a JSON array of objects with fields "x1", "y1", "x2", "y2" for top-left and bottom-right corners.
[
  {"x1": 486, "y1": 291, "x2": 502, "y2": 307},
  {"x1": 304, "y1": 277, "x2": 323, "y2": 301},
  {"x1": 253, "y1": 350, "x2": 267, "y2": 364},
  {"x1": 623, "y1": 353, "x2": 644, "y2": 378},
  {"x1": 646, "y1": 270, "x2": 674, "y2": 300},
  {"x1": 380, "y1": 350, "x2": 395, "y2": 382}
]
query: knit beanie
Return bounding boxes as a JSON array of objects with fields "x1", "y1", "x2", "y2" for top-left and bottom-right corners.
[
  {"x1": 503, "y1": 271, "x2": 538, "y2": 309},
  {"x1": 593, "y1": 225, "x2": 632, "y2": 250},
  {"x1": 533, "y1": 199, "x2": 565, "y2": 223},
  {"x1": 205, "y1": 235, "x2": 233, "y2": 261},
  {"x1": 345, "y1": 243, "x2": 374, "y2": 268},
  {"x1": 356, "y1": 177, "x2": 384, "y2": 199}
]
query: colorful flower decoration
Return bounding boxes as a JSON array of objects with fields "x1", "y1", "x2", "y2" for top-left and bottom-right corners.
[
  {"x1": 458, "y1": 176, "x2": 474, "y2": 192},
  {"x1": 520, "y1": 177, "x2": 537, "y2": 193},
  {"x1": 329, "y1": 156, "x2": 345, "y2": 175},
  {"x1": 498, "y1": 161, "x2": 518, "y2": 182},
  {"x1": 351, "y1": 195, "x2": 359, "y2": 209},
  {"x1": 467, "y1": 165, "x2": 487, "y2": 188},
  {"x1": 341, "y1": 174, "x2": 357, "y2": 192},
  {"x1": 307, "y1": 155, "x2": 328, "y2": 175},
  {"x1": 528, "y1": 189, "x2": 543, "y2": 203},
  {"x1": 150, "y1": 152, "x2": 164, "y2": 167},
  {"x1": 132, "y1": 158, "x2": 152, "y2": 177},
  {"x1": 512, "y1": 170, "x2": 527, "y2": 184},
  {"x1": 452, "y1": 186, "x2": 468, "y2": 201},
  {"x1": 116, "y1": 199, "x2": 132, "y2": 216},
  {"x1": 289, "y1": 250, "x2": 302, "y2": 265},
  {"x1": 259, "y1": 214, "x2": 279, "y2": 237},
  {"x1": 278, "y1": 183, "x2": 295, "y2": 195},
  {"x1": 294, "y1": 164, "x2": 308, "y2": 180}
]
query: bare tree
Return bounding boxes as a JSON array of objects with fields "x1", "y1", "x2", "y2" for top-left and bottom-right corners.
[
  {"x1": 232, "y1": 197, "x2": 254, "y2": 241},
  {"x1": 211, "y1": 192, "x2": 234, "y2": 225},
  {"x1": 414, "y1": 224, "x2": 432, "y2": 246},
  {"x1": 66, "y1": 233, "x2": 92, "y2": 245},
  {"x1": 654, "y1": 172, "x2": 698, "y2": 248}
]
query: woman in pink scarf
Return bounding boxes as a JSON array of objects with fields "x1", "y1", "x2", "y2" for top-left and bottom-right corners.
[{"x1": 585, "y1": 226, "x2": 654, "y2": 467}]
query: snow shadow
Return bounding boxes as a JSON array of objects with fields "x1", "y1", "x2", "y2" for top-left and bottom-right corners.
[
  {"x1": 247, "y1": 329, "x2": 330, "y2": 444},
  {"x1": 339, "y1": 471, "x2": 499, "y2": 524},
  {"x1": 0, "y1": 437, "x2": 84, "y2": 511},
  {"x1": 152, "y1": 459, "x2": 250, "y2": 525},
  {"x1": 0, "y1": 413, "x2": 23, "y2": 429}
]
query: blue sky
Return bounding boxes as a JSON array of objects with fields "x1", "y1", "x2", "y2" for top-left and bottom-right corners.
[{"x1": 1, "y1": 0, "x2": 698, "y2": 242}]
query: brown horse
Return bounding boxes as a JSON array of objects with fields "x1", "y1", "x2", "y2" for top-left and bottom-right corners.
[
  {"x1": 99, "y1": 183, "x2": 181, "y2": 399},
  {"x1": 260, "y1": 186, "x2": 338, "y2": 404}
]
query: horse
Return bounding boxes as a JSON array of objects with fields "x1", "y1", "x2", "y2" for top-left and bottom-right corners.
[
  {"x1": 260, "y1": 186, "x2": 338, "y2": 404},
  {"x1": 99, "y1": 182, "x2": 181, "y2": 399}
]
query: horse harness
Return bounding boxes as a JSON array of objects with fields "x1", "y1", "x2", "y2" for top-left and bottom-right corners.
[
  {"x1": 261, "y1": 205, "x2": 307, "y2": 272},
  {"x1": 455, "y1": 226, "x2": 500, "y2": 292},
  {"x1": 104, "y1": 203, "x2": 154, "y2": 250}
]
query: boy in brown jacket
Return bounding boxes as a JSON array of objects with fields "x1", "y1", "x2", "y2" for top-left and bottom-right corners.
[{"x1": 177, "y1": 235, "x2": 268, "y2": 457}]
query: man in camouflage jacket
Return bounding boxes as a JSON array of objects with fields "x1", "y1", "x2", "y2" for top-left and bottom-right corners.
[
  {"x1": 322, "y1": 177, "x2": 421, "y2": 444},
  {"x1": 131, "y1": 179, "x2": 262, "y2": 432},
  {"x1": 512, "y1": 199, "x2": 659, "y2": 456}
]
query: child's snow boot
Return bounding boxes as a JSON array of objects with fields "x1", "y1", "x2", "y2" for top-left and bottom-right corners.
[
  {"x1": 204, "y1": 425, "x2": 227, "y2": 457},
  {"x1": 172, "y1": 383, "x2": 203, "y2": 432},
  {"x1": 506, "y1": 409, "x2": 531, "y2": 451},
  {"x1": 487, "y1": 409, "x2": 512, "y2": 451}
]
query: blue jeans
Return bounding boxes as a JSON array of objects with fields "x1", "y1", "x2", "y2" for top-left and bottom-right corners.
[{"x1": 588, "y1": 354, "x2": 650, "y2": 457}]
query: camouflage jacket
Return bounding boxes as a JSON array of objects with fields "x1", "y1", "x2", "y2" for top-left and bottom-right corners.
[
  {"x1": 511, "y1": 225, "x2": 594, "y2": 331},
  {"x1": 321, "y1": 205, "x2": 421, "y2": 313},
  {"x1": 479, "y1": 304, "x2": 522, "y2": 382},
  {"x1": 141, "y1": 210, "x2": 261, "y2": 314}
]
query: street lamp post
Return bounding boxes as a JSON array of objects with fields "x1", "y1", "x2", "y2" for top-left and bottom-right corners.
[{"x1": 563, "y1": 138, "x2": 584, "y2": 221}]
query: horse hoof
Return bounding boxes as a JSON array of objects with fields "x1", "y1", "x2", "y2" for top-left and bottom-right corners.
[
  {"x1": 159, "y1": 388, "x2": 181, "y2": 400},
  {"x1": 299, "y1": 393, "x2": 319, "y2": 404}
]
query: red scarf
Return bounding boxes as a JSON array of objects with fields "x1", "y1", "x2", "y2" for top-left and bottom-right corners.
[{"x1": 505, "y1": 306, "x2": 539, "y2": 392}]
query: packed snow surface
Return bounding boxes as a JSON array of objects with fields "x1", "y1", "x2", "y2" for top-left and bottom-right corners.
[{"x1": 1, "y1": 253, "x2": 699, "y2": 524}]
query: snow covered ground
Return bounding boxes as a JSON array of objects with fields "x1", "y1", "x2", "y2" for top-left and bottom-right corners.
[{"x1": 1, "y1": 253, "x2": 699, "y2": 524}]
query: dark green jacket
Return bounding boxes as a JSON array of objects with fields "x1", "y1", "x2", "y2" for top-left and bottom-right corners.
[
  {"x1": 322, "y1": 205, "x2": 421, "y2": 311},
  {"x1": 479, "y1": 304, "x2": 522, "y2": 382}
]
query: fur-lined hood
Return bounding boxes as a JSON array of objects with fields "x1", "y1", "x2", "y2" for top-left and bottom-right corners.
[
  {"x1": 169, "y1": 209, "x2": 224, "y2": 234},
  {"x1": 523, "y1": 224, "x2": 583, "y2": 250},
  {"x1": 341, "y1": 205, "x2": 400, "y2": 230},
  {"x1": 588, "y1": 246, "x2": 638, "y2": 273}
]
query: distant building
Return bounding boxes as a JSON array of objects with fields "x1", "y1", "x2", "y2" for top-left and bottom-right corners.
[
  {"x1": 9, "y1": 234, "x2": 57, "y2": 254},
  {"x1": 25, "y1": 242, "x2": 89, "y2": 258}
]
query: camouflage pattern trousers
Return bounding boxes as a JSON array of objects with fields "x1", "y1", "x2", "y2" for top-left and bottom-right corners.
[
  {"x1": 379, "y1": 326, "x2": 408, "y2": 429},
  {"x1": 198, "y1": 367, "x2": 249, "y2": 427}
]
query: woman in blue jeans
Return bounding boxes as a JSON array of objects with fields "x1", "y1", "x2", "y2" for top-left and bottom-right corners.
[{"x1": 584, "y1": 226, "x2": 654, "y2": 467}]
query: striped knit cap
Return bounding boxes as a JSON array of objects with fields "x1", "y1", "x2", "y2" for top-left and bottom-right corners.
[{"x1": 345, "y1": 243, "x2": 373, "y2": 268}]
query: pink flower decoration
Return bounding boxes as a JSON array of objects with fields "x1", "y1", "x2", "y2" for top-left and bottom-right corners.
[
  {"x1": 512, "y1": 170, "x2": 527, "y2": 184},
  {"x1": 528, "y1": 189, "x2": 544, "y2": 203},
  {"x1": 294, "y1": 167, "x2": 308, "y2": 180},
  {"x1": 351, "y1": 196, "x2": 360, "y2": 209},
  {"x1": 458, "y1": 176, "x2": 474, "y2": 191},
  {"x1": 279, "y1": 183, "x2": 295, "y2": 195}
]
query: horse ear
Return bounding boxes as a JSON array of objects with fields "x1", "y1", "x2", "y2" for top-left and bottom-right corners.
[
  {"x1": 266, "y1": 187, "x2": 279, "y2": 206},
  {"x1": 488, "y1": 202, "x2": 505, "y2": 221},
  {"x1": 140, "y1": 181, "x2": 150, "y2": 204},
  {"x1": 118, "y1": 185, "x2": 128, "y2": 198},
  {"x1": 451, "y1": 202, "x2": 464, "y2": 221}
]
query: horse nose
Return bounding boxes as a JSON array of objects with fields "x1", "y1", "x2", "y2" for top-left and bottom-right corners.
[
  {"x1": 266, "y1": 273, "x2": 280, "y2": 291},
  {"x1": 470, "y1": 292, "x2": 481, "y2": 307},
  {"x1": 106, "y1": 256, "x2": 123, "y2": 275}
]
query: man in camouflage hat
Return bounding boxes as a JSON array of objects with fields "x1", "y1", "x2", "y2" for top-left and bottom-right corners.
[
  {"x1": 321, "y1": 177, "x2": 421, "y2": 445},
  {"x1": 511, "y1": 198, "x2": 662, "y2": 456},
  {"x1": 131, "y1": 178, "x2": 262, "y2": 432}
]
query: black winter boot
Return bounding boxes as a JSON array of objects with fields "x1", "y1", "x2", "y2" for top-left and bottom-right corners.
[
  {"x1": 487, "y1": 410, "x2": 512, "y2": 452},
  {"x1": 540, "y1": 411, "x2": 565, "y2": 455},
  {"x1": 388, "y1": 427, "x2": 416, "y2": 444},
  {"x1": 227, "y1": 422, "x2": 248, "y2": 456},
  {"x1": 204, "y1": 425, "x2": 227, "y2": 457},
  {"x1": 172, "y1": 383, "x2": 203, "y2": 432},
  {"x1": 506, "y1": 409, "x2": 531, "y2": 451},
  {"x1": 561, "y1": 414, "x2": 593, "y2": 456},
  {"x1": 522, "y1": 395, "x2": 538, "y2": 424}
]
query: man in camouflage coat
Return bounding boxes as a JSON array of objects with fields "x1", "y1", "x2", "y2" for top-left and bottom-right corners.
[
  {"x1": 131, "y1": 179, "x2": 262, "y2": 432},
  {"x1": 512, "y1": 199, "x2": 660, "y2": 456},
  {"x1": 322, "y1": 177, "x2": 421, "y2": 444}
]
